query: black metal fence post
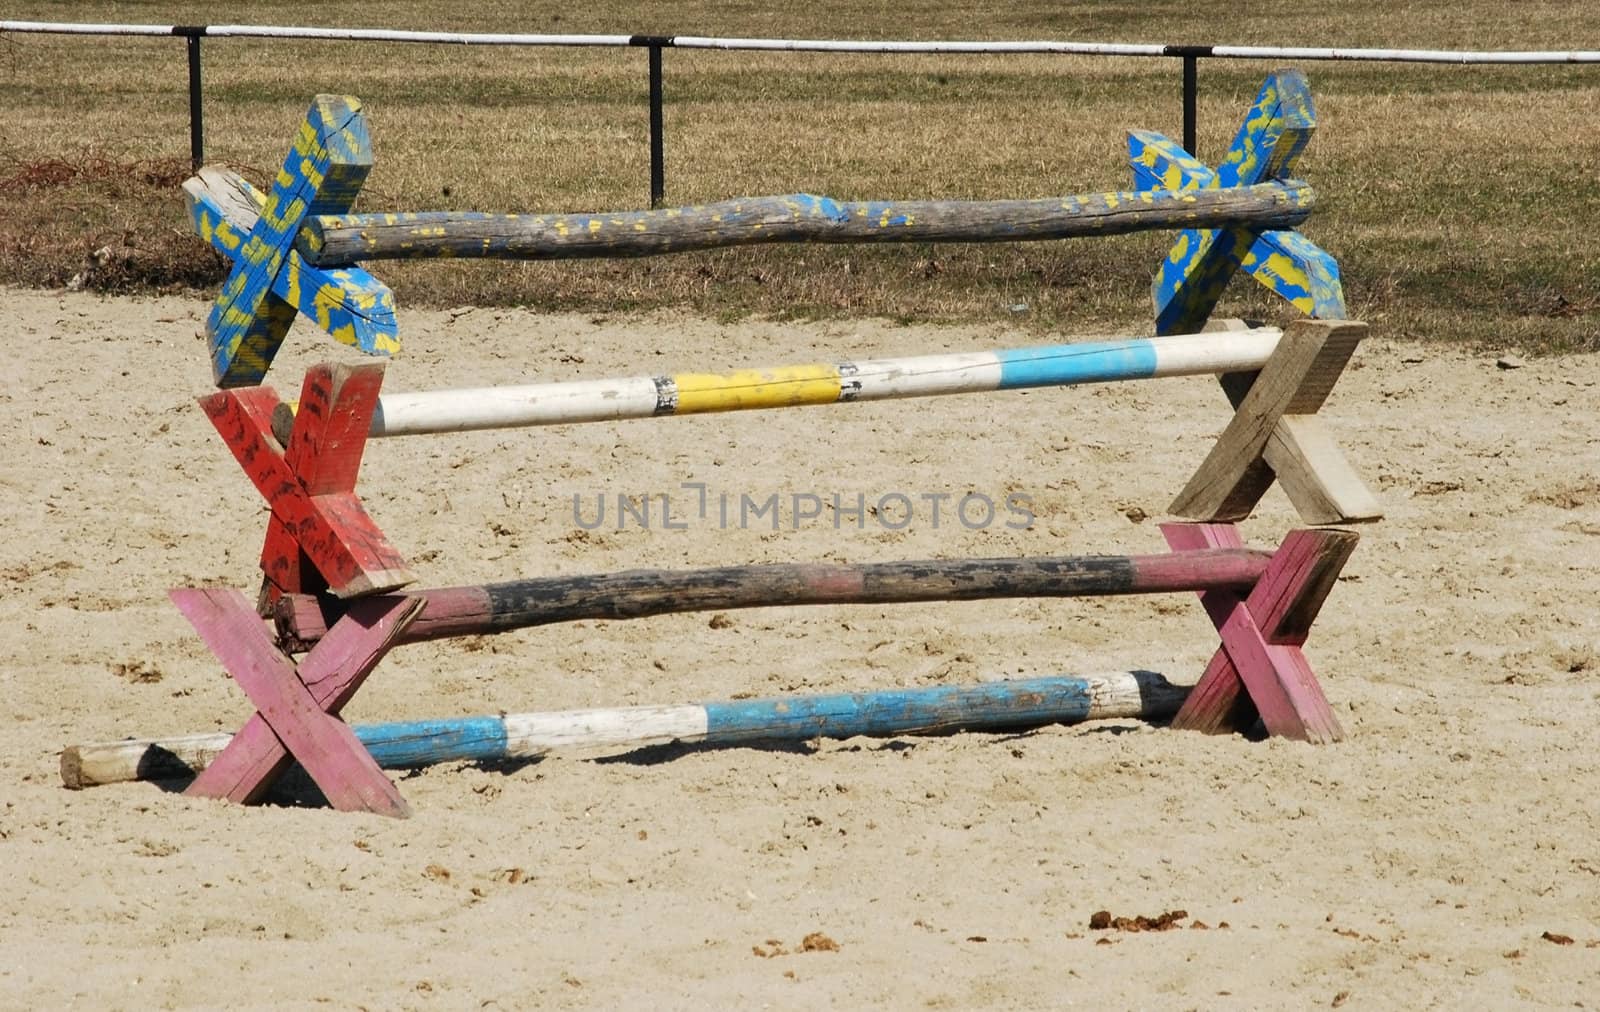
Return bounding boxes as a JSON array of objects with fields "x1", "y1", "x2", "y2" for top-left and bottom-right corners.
[
  {"x1": 629, "y1": 36, "x2": 671, "y2": 207},
  {"x1": 1163, "y1": 45, "x2": 1212, "y2": 157},
  {"x1": 648, "y1": 42, "x2": 666, "y2": 207},
  {"x1": 180, "y1": 28, "x2": 205, "y2": 170},
  {"x1": 1181, "y1": 53, "x2": 1198, "y2": 156}
]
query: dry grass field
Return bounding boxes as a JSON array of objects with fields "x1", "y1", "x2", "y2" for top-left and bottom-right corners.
[{"x1": 2, "y1": 1, "x2": 1597, "y2": 349}]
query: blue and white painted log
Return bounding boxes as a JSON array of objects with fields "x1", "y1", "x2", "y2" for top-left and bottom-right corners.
[
  {"x1": 275, "y1": 328, "x2": 1282, "y2": 438},
  {"x1": 61, "y1": 671, "x2": 1188, "y2": 788}
]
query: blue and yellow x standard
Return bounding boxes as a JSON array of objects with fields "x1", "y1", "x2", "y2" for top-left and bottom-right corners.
[
  {"x1": 191, "y1": 95, "x2": 398, "y2": 388},
  {"x1": 1128, "y1": 70, "x2": 1346, "y2": 335}
]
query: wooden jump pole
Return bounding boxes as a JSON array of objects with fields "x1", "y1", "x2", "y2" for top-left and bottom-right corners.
[
  {"x1": 291, "y1": 181, "x2": 1314, "y2": 266},
  {"x1": 272, "y1": 549, "x2": 1277, "y2": 650},
  {"x1": 184, "y1": 71, "x2": 1340, "y2": 385},
  {"x1": 61, "y1": 671, "x2": 1189, "y2": 789},
  {"x1": 272, "y1": 329, "x2": 1284, "y2": 439}
]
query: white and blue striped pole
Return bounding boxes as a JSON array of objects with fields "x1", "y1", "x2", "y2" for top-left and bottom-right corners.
[
  {"x1": 270, "y1": 328, "x2": 1280, "y2": 439},
  {"x1": 62, "y1": 671, "x2": 1187, "y2": 788}
]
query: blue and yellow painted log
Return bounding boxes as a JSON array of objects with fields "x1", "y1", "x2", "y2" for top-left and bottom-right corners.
[
  {"x1": 186, "y1": 71, "x2": 1343, "y2": 385},
  {"x1": 294, "y1": 182, "x2": 1313, "y2": 264}
]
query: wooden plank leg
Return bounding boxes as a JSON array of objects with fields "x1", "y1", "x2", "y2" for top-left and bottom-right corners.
[
  {"x1": 1170, "y1": 318, "x2": 1381, "y2": 526},
  {"x1": 258, "y1": 362, "x2": 399, "y2": 607},
  {"x1": 201, "y1": 95, "x2": 389, "y2": 388},
  {"x1": 1130, "y1": 70, "x2": 1346, "y2": 335},
  {"x1": 1162, "y1": 522, "x2": 1357, "y2": 743},
  {"x1": 1163, "y1": 523, "x2": 1255, "y2": 733},
  {"x1": 174, "y1": 587, "x2": 423, "y2": 816},
  {"x1": 198, "y1": 363, "x2": 414, "y2": 605}
]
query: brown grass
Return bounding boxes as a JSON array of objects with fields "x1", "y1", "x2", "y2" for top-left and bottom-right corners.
[{"x1": 1, "y1": 2, "x2": 1596, "y2": 350}]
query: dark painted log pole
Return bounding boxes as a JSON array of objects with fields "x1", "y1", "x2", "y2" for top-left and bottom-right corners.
[
  {"x1": 295, "y1": 180, "x2": 1314, "y2": 266},
  {"x1": 275, "y1": 549, "x2": 1274, "y2": 649}
]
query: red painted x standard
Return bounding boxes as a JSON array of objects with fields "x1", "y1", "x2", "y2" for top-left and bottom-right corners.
[
  {"x1": 198, "y1": 361, "x2": 413, "y2": 604},
  {"x1": 1160, "y1": 522, "x2": 1357, "y2": 744},
  {"x1": 174, "y1": 587, "x2": 423, "y2": 816}
]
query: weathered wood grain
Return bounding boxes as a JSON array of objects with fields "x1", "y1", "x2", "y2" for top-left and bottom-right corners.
[
  {"x1": 1169, "y1": 319, "x2": 1380, "y2": 525},
  {"x1": 1161, "y1": 523, "x2": 1356, "y2": 743},
  {"x1": 185, "y1": 165, "x2": 398, "y2": 378},
  {"x1": 174, "y1": 588, "x2": 422, "y2": 817},
  {"x1": 296, "y1": 181, "x2": 1315, "y2": 265},
  {"x1": 273, "y1": 548, "x2": 1278, "y2": 649},
  {"x1": 198, "y1": 377, "x2": 414, "y2": 600}
]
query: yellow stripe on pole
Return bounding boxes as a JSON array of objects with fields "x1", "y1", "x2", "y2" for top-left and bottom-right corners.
[{"x1": 671, "y1": 364, "x2": 842, "y2": 414}]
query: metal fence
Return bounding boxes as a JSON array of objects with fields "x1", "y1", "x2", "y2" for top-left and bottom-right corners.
[{"x1": 5, "y1": 19, "x2": 1598, "y2": 206}]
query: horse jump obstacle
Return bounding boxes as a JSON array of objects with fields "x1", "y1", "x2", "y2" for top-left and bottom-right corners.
[
  {"x1": 64, "y1": 70, "x2": 1380, "y2": 817},
  {"x1": 81, "y1": 313, "x2": 1374, "y2": 817},
  {"x1": 184, "y1": 68, "x2": 1343, "y2": 388}
]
